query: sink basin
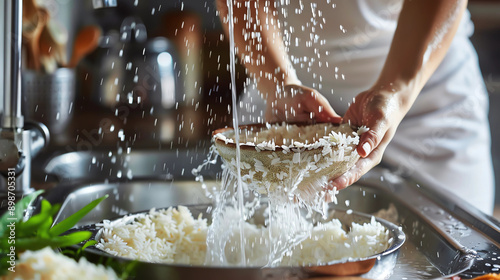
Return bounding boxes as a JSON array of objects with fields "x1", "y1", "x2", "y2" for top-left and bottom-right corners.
[
  {"x1": 42, "y1": 148, "x2": 221, "y2": 183},
  {"x1": 42, "y1": 165, "x2": 500, "y2": 279},
  {"x1": 48, "y1": 181, "x2": 213, "y2": 227}
]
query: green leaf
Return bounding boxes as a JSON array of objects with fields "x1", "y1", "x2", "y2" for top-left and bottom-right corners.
[
  {"x1": 49, "y1": 203, "x2": 61, "y2": 217},
  {"x1": 38, "y1": 200, "x2": 54, "y2": 238},
  {"x1": 53, "y1": 231, "x2": 93, "y2": 247},
  {"x1": 81, "y1": 240, "x2": 97, "y2": 250},
  {"x1": 36, "y1": 216, "x2": 53, "y2": 239},
  {"x1": 61, "y1": 248, "x2": 76, "y2": 257},
  {"x1": 17, "y1": 200, "x2": 54, "y2": 237},
  {"x1": 16, "y1": 231, "x2": 92, "y2": 251},
  {"x1": 17, "y1": 211, "x2": 51, "y2": 236},
  {"x1": 50, "y1": 195, "x2": 108, "y2": 236},
  {"x1": 40, "y1": 199, "x2": 52, "y2": 213},
  {"x1": 0, "y1": 255, "x2": 12, "y2": 276},
  {"x1": 119, "y1": 260, "x2": 139, "y2": 280},
  {"x1": 75, "y1": 240, "x2": 98, "y2": 258},
  {"x1": 0, "y1": 190, "x2": 43, "y2": 237}
]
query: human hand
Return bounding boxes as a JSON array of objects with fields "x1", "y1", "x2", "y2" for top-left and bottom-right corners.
[
  {"x1": 265, "y1": 84, "x2": 342, "y2": 124},
  {"x1": 328, "y1": 87, "x2": 410, "y2": 190}
]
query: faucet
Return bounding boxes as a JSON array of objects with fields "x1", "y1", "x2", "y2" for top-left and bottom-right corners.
[
  {"x1": 0, "y1": 0, "x2": 49, "y2": 207},
  {"x1": 0, "y1": 0, "x2": 120, "y2": 207}
]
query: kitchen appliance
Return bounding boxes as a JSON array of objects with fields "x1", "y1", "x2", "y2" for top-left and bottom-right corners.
[
  {"x1": 22, "y1": 68, "x2": 76, "y2": 140},
  {"x1": 91, "y1": 17, "x2": 183, "y2": 114}
]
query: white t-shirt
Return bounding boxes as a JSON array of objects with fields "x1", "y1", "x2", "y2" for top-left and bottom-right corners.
[{"x1": 278, "y1": 0, "x2": 401, "y2": 114}]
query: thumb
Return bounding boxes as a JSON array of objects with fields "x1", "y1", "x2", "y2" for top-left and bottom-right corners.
[{"x1": 357, "y1": 122, "x2": 385, "y2": 158}]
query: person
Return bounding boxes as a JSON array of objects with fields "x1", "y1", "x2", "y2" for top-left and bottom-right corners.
[{"x1": 216, "y1": 0, "x2": 495, "y2": 214}]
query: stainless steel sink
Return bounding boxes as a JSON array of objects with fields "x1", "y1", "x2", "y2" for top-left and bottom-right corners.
[
  {"x1": 47, "y1": 181, "x2": 213, "y2": 227},
  {"x1": 41, "y1": 150, "x2": 500, "y2": 279},
  {"x1": 42, "y1": 148, "x2": 221, "y2": 183}
]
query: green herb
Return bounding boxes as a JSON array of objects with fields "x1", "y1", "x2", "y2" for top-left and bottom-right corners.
[
  {"x1": 60, "y1": 240, "x2": 96, "y2": 259},
  {"x1": 50, "y1": 195, "x2": 108, "y2": 236},
  {"x1": 0, "y1": 190, "x2": 43, "y2": 237},
  {"x1": 0, "y1": 192, "x2": 108, "y2": 275}
]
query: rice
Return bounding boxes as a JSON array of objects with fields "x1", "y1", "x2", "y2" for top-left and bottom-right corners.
[
  {"x1": 282, "y1": 216, "x2": 389, "y2": 265},
  {"x1": 96, "y1": 206, "x2": 389, "y2": 267},
  {"x1": 96, "y1": 206, "x2": 208, "y2": 265},
  {"x1": 215, "y1": 123, "x2": 366, "y2": 152},
  {"x1": 1, "y1": 247, "x2": 118, "y2": 280}
]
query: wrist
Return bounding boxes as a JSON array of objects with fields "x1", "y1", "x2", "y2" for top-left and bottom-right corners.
[
  {"x1": 265, "y1": 69, "x2": 302, "y2": 103},
  {"x1": 370, "y1": 79, "x2": 418, "y2": 113},
  {"x1": 282, "y1": 67, "x2": 301, "y2": 86}
]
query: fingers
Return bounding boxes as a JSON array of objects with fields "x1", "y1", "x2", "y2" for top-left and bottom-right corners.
[
  {"x1": 265, "y1": 99, "x2": 314, "y2": 123},
  {"x1": 357, "y1": 116, "x2": 393, "y2": 157},
  {"x1": 328, "y1": 148, "x2": 381, "y2": 190},
  {"x1": 331, "y1": 158, "x2": 373, "y2": 190},
  {"x1": 304, "y1": 93, "x2": 342, "y2": 123},
  {"x1": 344, "y1": 107, "x2": 387, "y2": 158},
  {"x1": 344, "y1": 90, "x2": 402, "y2": 158},
  {"x1": 327, "y1": 129, "x2": 392, "y2": 190},
  {"x1": 357, "y1": 129, "x2": 380, "y2": 157},
  {"x1": 267, "y1": 84, "x2": 342, "y2": 124}
]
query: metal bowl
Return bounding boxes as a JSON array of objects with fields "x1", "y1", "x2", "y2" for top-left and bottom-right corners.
[{"x1": 70, "y1": 204, "x2": 405, "y2": 280}]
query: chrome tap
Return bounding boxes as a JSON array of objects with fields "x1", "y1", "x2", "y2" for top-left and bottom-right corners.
[
  {"x1": 0, "y1": 0, "x2": 118, "y2": 206},
  {"x1": 3, "y1": 0, "x2": 23, "y2": 130},
  {"x1": 0, "y1": 0, "x2": 49, "y2": 206}
]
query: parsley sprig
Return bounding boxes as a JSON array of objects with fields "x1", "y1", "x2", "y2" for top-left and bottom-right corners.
[{"x1": 0, "y1": 191, "x2": 108, "y2": 275}]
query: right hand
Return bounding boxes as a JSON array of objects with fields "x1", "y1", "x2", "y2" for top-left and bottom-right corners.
[
  {"x1": 328, "y1": 86, "x2": 410, "y2": 191},
  {"x1": 265, "y1": 84, "x2": 342, "y2": 124}
]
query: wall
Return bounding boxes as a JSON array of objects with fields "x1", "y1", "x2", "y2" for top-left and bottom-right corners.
[{"x1": 469, "y1": 1, "x2": 500, "y2": 204}]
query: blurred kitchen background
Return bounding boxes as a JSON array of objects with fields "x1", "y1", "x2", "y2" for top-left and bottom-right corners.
[
  {"x1": 468, "y1": 0, "x2": 500, "y2": 217},
  {"x1": 0, "y1": 0, "x2": 499, "y2": 215}
]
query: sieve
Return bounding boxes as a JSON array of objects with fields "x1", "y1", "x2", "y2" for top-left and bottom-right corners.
[{"x1": 212, "y1": 123, "x2": 364, "y2": 205}]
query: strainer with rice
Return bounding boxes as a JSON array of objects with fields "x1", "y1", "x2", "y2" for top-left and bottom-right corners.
[{"x1": 213, "y1": 123, "x2": 368, "y2": 206}]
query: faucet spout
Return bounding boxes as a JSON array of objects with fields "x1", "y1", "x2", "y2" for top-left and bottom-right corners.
[
  {"x1": 0, "y1": 1, "x2": 50, "y2": 207},
  {"x1": 3, "y1": 0, "x2": 24, "y2": 129}
]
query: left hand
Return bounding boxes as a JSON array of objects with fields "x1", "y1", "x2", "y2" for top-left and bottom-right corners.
[
  {"x1": 328, "y1": 86, "x2": 410, "y2": 190},
  {"x1": 266, "y1": 84, "x2": 343, "y2": 124}
]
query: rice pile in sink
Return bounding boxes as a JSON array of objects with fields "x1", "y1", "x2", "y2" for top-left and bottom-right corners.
[
  {"x1": 96, "y1": 206, "x2": 389, "y2": 266},
  {"x1": 2, "y1": 247, "x2": 118, "y2": 280},
  {"x1": 96, "y1": 206, "x2": 207, "y2": 265}
]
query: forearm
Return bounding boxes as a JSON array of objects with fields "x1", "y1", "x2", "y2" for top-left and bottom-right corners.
[
  {"x1": 216, "y1": 0, "x2": 298, "y2": 100},
  {"x1": 375, "y1": 0, "x2": 468, "y2": 111}
]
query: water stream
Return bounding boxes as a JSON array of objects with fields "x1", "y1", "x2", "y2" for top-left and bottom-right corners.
[
  {"x1": 203, "y1": 0, "x2": 312, "y2": 266},
  {"x1": 226, "y1": 0, "x2": 247, "y2": 266}
]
